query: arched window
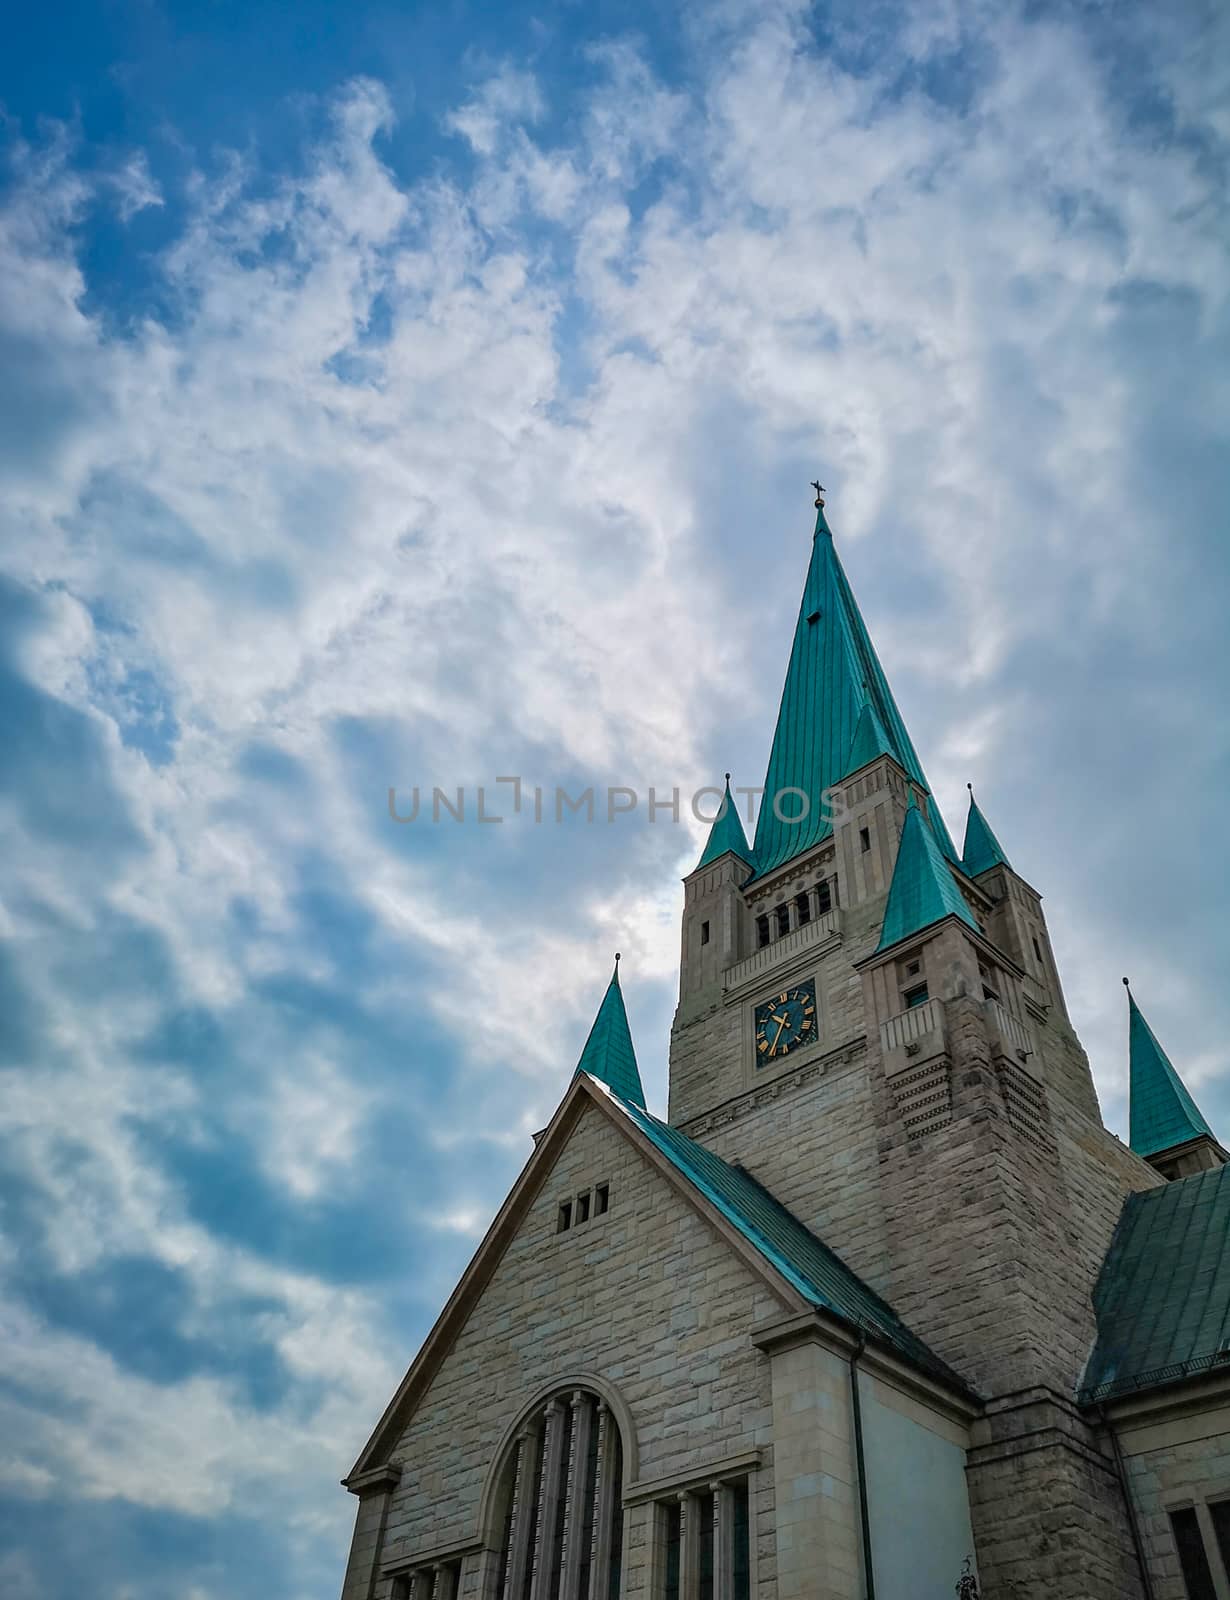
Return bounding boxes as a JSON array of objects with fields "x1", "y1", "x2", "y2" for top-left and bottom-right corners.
[{"x1": 492, "y1": 1388, "x2": 624, "y2": 1600}]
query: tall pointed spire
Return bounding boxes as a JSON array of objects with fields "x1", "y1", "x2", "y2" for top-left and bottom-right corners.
[
  {"x1": 962, "y1": 784, "x2": 1011, "y2": 876},
  {"x1": 574, "y1": 954, "x2": 646, "y2": 1108},
  {"x1": 875, "y1": 796, "x2": 978, "y2": 954},
  {"x1": 1125, "y1": 980, "x2": 1215, "y2": 1160},
  {"x1": 695, "y1": 774, "x2": 754, "y2": 872},
  {"x1": 751, "y1": 490, "x2": 958, "y2": 879}
]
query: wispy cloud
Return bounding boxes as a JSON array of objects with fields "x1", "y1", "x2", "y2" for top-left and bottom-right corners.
[{"x1": 0, "y1": 1, "x2": 1227, "y2": 1593}]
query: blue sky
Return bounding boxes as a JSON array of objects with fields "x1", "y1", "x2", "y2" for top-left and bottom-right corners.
[{"x1": 1, "y1": 1, "x2": 1228, "y2": 1595}]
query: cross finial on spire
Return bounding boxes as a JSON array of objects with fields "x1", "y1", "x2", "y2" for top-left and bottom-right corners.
[{"x1": 810, "y1": 479, "x2": 825, "y2": 508}]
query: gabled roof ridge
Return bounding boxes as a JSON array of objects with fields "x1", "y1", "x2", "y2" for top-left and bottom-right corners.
[
  {"x1": 348, "y1": 1071, "x2": 969, "y2": 1478},
  {"x1": 608, "y1": 1094, "x2": 967, "y2": 1390}
]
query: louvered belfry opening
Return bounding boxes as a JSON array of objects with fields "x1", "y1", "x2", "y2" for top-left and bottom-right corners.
[{"x1": 494, "y1": 1389, "x2": 624, "y2": 1600}]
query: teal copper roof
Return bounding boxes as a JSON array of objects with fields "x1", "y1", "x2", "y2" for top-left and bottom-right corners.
[
  {"x1": 875, "y1": 797, "x2": 979, "y2": 955},
  {"x1": 574, "y1": 958, "x2": 646, "y2": 1109},
  {"x1": 961, "y1": 787, "x2": 1011, "y2": 876},
  {"x1": 695, "y1": 776, "x2": 755, "y2": 872},
  {"x1": 1127, "y1": 985, "x2": 1215, "y2": 1159},
  {"x1": 750, "y1": 505, "x2": 958, "y2": 879},
  {"x1": 841, "y1": 699, "x2": 894, "y2": 779},
  {"x1": 1080, "y1": 1164, "x2": 1230, "y2": 1404},
  {"x1": 607, "y1": 1092, "x2": 965, "y2": 1389}
]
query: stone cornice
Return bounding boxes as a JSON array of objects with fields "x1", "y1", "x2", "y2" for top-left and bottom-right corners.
[
  {"x1": 623, "y1": 1447, "x2": 764, "y2": 1505},
  {"x1": 343, "y1": 1461, "x2": 403, "y2": 1497},
  {"x1": 750, "y1": 1308, "x2": 982, "y2": 1425}
]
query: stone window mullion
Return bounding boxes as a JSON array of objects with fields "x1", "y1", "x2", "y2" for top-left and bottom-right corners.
[
  {"x1": 1195, "y1": 1502, "x2": 1230, "y2": 1600},
  {"x1": 560, "y1": 1391, "x2": 593, "y2": 1599},
  {"x1": 711, "y1": 1482, "x2": 734, "y2": 1600},
  {"x1": 503, "y1": 1426, "x2": 541, "y2": 1600},
  {"x1": 529, "y1": 1400, "x2": 566, "y2": 1600},
  {"x1": 586, "y1": 1404, "x2": 614, "y2": 1599},
  {"x1": 678, "y1": 1491, "x2": 701, "y2": 1600}
]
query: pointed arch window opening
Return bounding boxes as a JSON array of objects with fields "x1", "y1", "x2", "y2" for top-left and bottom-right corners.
[{"x1": 492, "y1": 1389, "x2": 625, "y2": 1600}]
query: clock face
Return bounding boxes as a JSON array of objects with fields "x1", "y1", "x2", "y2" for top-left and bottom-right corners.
[{"x1": 754, "y1": 980, "x2": 819, "y2": 1065}]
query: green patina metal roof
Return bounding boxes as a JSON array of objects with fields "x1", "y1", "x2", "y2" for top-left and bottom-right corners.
[
  {"x1": 605, "y1": 1091, "x2": 965, "y2": 1389},
  {"x1": 1127, "y1": 986, "x2": 1215, "y2": 1159},
  {"x1": 961, "y1": 787, "x2": 1011, "y2": 877},
  {"x1": 875, "y1": 796, "x2": 979, "y2": 955},
  {"x1": 1080, "y1": 1164, "x2": 1230, "y2": 1404},
  {"x1": 841, "y1": 698, "x2": 895, "y2": 779},
  {"x1": 695, "y1": 776, "x2": 755, "y2": 872},
  {"x1": 750, "y1": 505, "x2": 958, "y2": 880},
  {"x1": 574, "y1": 958, "x2": 646, "y2": 1109}
]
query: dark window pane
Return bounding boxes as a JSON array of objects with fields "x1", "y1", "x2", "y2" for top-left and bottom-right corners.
[
  {"x1": 701, "y1": 920, "x2": 710, "y2": 945},
  {"x1": 795, "y1": 892, "x2": 811, "y2": 925},
  {"x1": 776, "y1": 904, "x2": 790, "y2": 936},
  {"x1": 697, "y1": 1490, "x2": 715, "y2": 1600},
  {"x1": 817, "y1": 879, "x2": 832, "y2": 914},
  {"x1": 732, "y1": 1481, "x2": 751, "y2": 1600},
  {"x1": 663, "y1": 1501, "x2": 681, "y2": 1600},
  {"x1": 756, "y1": 915, "x2": 770, "y2": 948},
  {"x1": 1171, "y1": 1508, "x2": 1217, "y2": 1600}
]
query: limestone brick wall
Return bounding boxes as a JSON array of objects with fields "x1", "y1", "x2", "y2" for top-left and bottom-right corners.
[
  {"x1": 375, "y1": 1103, "x2": 783, "y2": 1599},
  {"x1": 1117, "y1": 1398, "x2": 1230, "y2": 1600}
]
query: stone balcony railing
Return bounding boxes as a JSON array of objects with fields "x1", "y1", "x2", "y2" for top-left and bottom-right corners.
[
  {"x1": 879, "y1": 996, "x2": 947, "y2": 1077},
  {"x1": 984, "y1": 996, "x2": 1039, "y2": 1077},
  {"x1": 723, "y1": 908, "x2": 842, "y2": 995}
]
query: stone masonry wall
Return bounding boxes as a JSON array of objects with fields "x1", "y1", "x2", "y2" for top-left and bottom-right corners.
[
  {"x1": 373, "y1": 1103, "x2": 784, "y2": 1600},
  {"x1": 1117, "y1": 1399, "x2": 1230, "y2": 1599}
]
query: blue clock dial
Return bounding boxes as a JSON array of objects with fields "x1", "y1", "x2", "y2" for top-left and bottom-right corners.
[{"x1": 754, "y1": 980, "x2": 818, "y2": 1064}]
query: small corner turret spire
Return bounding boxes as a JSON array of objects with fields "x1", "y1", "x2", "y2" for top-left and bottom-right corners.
[
  {"x1": 962, "y1": 783, "x2": 1011, "y2": 877},
  {"x1": 574, "y1": 953, "x2": 646, "y2": 1108},
  {"x1": 1125, "y1": 980, "x2": 1224, "y2": 1176},
  {"x1": 694, "y1": 773, "x2": 754, "y2": 873}
]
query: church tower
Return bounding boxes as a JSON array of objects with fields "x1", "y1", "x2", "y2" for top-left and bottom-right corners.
[
  {"x1": 669, "y1": 488, "x2": 1164, "y2": 1597},
  {"x1": 340, "y1": 483, "x2": 1230, "y2": 1600}
]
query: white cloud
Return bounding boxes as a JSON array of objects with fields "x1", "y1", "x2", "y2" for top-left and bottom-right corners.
[{"x1": 0, "y1": 5, "x2": 1226, "y2": 1588}]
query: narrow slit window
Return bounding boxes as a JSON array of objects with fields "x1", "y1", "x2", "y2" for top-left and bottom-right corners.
[
  {"x1": 1032, "y1": 934, "x2": 1044, "y2": 964},
  {"x1": 594, "y1": 1182, "x2": 609, "y2": 1216},
  {"x1": 795, "y1": 892, "x2": 811, "y2": 925},
  {"x1": 700, "y1": 919, "x2": 711, "y2": 946},
  {"x1": 756, "y1": 914, "x2": 770, "y2": 949},
  {"x1": 859, "y1": 827, "x2": 871, "y2": 853},
  {"x1": 575, "y1": 1190, "x2": 591, "y2": 1225},
  {"x1": 557, "y1": 1201, "x2": 572, "y2": 1233}
]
